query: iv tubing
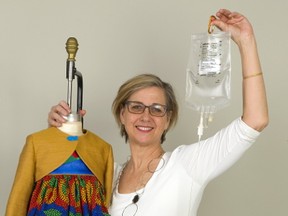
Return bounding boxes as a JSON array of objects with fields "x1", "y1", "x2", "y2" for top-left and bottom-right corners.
[{"x1": 197, "y1": 109, "x2": 204, "y2": 142}]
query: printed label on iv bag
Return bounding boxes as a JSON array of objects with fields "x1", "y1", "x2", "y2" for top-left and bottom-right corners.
[
  {"x1": 186, "y1": 32, "x2": 231, "y2": 112},
  {"x1": 199, "y1": 41, "x2": 222, "y2": 75}
]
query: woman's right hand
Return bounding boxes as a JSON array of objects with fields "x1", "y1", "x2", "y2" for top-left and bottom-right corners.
[{"x1": 48, "y1": 100, "x2": 86, "y2": 127}]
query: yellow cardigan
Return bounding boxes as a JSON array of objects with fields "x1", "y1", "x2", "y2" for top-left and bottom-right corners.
[{"x1": 5, "y1": 127, "x2": 114, "y2": 216}]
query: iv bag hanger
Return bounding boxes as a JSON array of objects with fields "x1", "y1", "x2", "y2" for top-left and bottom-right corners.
[{"x1": 64, "y1": 37, "x2": 83, "y2": 124}]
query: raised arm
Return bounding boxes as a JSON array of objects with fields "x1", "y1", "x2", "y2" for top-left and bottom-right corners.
[{"x1": 212, "y1": 9, "x2": 269, "y2": 131}]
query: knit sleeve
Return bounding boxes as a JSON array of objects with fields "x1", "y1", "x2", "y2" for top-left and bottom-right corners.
[
  {"x1": 104, "y1": 144, "x2": 114, "y2": 207},
  {"x1": 5, "y1": 135, "x2": 36, "y2": 216}
]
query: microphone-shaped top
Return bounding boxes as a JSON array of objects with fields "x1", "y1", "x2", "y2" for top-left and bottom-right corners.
[{"x1": 66, "y1": 37, "x2": 78, "y2": 61}]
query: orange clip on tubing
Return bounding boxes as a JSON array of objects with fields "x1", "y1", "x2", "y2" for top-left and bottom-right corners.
[{"x1": 208, "y1": 15, "x2": 216, "y2": 34}]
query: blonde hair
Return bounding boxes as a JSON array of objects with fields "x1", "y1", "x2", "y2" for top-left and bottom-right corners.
[{"x1": 112, "y1": 74, "x2": 178, "y2": 143}]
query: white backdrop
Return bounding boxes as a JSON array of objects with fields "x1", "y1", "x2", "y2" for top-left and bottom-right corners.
[{"x1": 1, "y1": 0, "x2": 287, "y2": 215}]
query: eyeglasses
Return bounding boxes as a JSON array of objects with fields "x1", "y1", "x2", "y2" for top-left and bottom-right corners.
[{"x1": 125, "y1": 101, "x2": 168, "y2": 117}]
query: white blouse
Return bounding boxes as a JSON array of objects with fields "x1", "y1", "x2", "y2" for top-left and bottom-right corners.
[{"x1": 109, "y1": 118, "x2": 260, "y2": 216}]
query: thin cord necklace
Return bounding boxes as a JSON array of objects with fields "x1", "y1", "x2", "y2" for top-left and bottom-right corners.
[{"x1": 115, "y1": 152, "x2": 166, "y2": 216}]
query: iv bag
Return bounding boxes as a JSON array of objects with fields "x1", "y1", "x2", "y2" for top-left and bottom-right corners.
[
  {"x1": 185, "y1": 31, "x2": 231, "y2": 141},
  {"x1": 186, "y1": 31, "x2": 231, "y2": 113}
]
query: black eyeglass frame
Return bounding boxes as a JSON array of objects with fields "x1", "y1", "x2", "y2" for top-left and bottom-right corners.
[{"x1": 124, "y1": 101, "x2": 168, "y2": 117}]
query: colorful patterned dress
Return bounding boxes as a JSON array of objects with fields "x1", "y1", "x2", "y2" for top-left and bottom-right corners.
[{"x1": 27, "y1": 150, "x2": 110, "y2": 216}]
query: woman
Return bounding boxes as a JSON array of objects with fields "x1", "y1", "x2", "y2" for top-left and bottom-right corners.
[{"x1": 48, "y1": 9, "x2": 268, "y2": 216}]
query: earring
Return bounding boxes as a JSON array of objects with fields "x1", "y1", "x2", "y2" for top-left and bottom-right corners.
[
  {"x1": 161, "y1": 130, "x2": 167, "y2": 144},
  {"x1": 121, "y1": 124, "x2": 129, "y2": 143}
]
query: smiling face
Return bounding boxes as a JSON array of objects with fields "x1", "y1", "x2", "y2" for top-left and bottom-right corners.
[{"x1": 120, "y1": 86, "x2": 170, "y2": 147}]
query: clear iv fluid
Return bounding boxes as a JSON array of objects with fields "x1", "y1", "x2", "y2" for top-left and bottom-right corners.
[
  {"x1": 186, "y1": 68, "x2": 231, "y2": 112},
  {"x1": 186, "y1": 31, "x2": 231, "y2": 112}
]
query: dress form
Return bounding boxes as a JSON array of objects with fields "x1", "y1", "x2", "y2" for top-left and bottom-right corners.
[{"x1": 58, "y1": 113, "x2": 83, "y2": 136}]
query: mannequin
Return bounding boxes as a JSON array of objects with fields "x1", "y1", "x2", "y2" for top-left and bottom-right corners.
[
  {"x1": 5, "y1": 112, "x2": 113, "y2": 216},
  {"x1": 5, "y1": 36, "x2": 113, "y2": 215},
  {"x1": 58, "y1": 121, "x2": 83, "y2": 136}
]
